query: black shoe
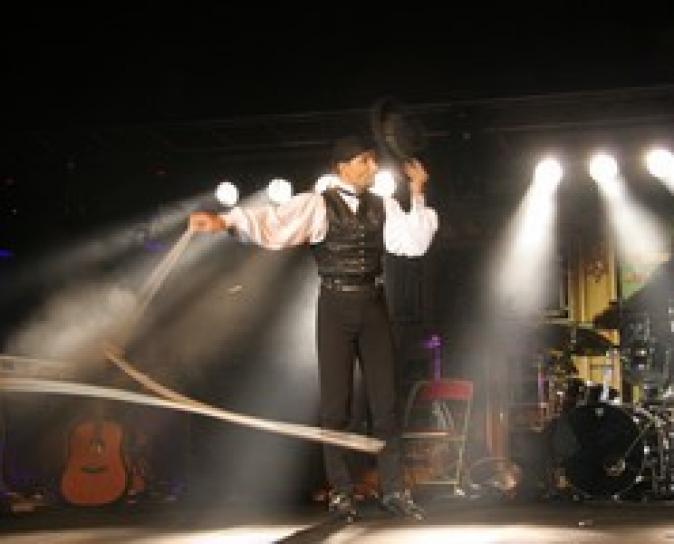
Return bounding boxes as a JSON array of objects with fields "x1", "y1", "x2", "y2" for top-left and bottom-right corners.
[
  {"x1": 328, "y1": 491, "x2": 358, "y2": 522},
  {"x1": 381, "y1": 490, "x2": 425, "y2": 521}
]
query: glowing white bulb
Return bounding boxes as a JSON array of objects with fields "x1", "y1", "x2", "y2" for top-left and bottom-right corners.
[
  {"x1": 214, "y1": 181, "x2": 239, "y2": 207},
  {"x1": 589, "y1": 153, "x2": 619, "y2": 183},
  {"x1": 314, "y1": 174, "x2": 339, "y2": 194},
  {"x1": 267, "y1": 178, "x2": 293, "y2": 204},
  {"x1": 646, "y1": 148, "x2": 674, "y2": 180},
  {"x1": 534, "y1": 158, "x2": 563, "y2": 188},
  {"x1": 370, "y1": 169, "x2": 396, "y2": 198}
]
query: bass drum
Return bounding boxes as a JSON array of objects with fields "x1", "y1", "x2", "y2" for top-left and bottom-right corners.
[{"x1": 551, "y1": 402, "x2": 659, "y2": 498}]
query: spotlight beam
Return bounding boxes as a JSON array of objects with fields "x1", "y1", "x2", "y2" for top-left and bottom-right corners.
[
  {"x1": 593, "y1": 174, "x2": 669, "y2": 265},
  {"x1": 494, "y1": 158, "x2": 563, "y2": 315},
  {"x1": 115, "y1": 229, "x2": 195, "y2": 347}
]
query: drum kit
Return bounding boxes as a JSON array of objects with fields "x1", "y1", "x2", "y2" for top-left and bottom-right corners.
[{"x1": 529, "y1": 300, "x2": 674, "y2": 501}]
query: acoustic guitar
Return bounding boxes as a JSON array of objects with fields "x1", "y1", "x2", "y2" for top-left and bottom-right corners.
[{"x1": 60, "y1": 402, "x2": 128, "y2": 506}]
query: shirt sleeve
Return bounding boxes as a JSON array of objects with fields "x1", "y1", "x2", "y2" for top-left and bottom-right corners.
[
  {"x1": 221, "y1": 192, "x2": 327, "y2": 250},
  {"x1": 383, "y1": 194, "x2": 438, "y2": 257}
]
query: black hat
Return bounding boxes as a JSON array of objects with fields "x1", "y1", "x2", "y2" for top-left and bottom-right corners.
[
  {"x1": 370, "y1": 96, "x2": 428, "y2": 160},
  {"x1": 330, "y1": 133, "x2": 374, "y2": 165}
]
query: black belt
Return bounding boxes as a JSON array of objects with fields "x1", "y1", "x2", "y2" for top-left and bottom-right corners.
[{"x1": 321, "y1": 276, "x2": 384, "y2": 292}]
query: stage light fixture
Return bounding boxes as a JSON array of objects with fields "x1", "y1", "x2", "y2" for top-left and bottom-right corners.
[
  {"x1": 267, "y1": 178, "x2": 293, "y2": 204},
  {"x1": 533, "y1": 158, "x2": 563, "y2": 189},
  {"x1": 215, "y1": 181, "x2": 240, "y2": 207},
  {"x1": 589, "y1": 153, "x2": 619, "y2": 183},
  {"x1": 645, "y1": 148, "x2": 674, "y2": 181}
]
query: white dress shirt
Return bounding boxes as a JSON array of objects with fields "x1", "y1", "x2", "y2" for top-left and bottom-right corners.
[{"x1": 223, "y1": 180, "x2": 438, "y2": 257}]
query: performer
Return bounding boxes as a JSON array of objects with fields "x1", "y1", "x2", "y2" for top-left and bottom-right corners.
[{"x1": 189, "y1": 133, "x2": 438, "y2": 520}]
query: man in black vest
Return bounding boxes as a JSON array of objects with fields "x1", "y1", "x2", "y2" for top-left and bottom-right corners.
[{"x1": 189, "y1": 134, "x2": 437, "y2": 520}]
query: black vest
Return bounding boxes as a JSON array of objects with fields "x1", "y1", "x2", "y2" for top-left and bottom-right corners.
[{"x1": 312, "y1": 188, "x2": 385, "y2": 280}]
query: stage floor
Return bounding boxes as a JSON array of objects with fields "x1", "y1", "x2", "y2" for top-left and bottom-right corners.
[{"x1": 3, "y1": 497, "x2": 674, "y2": 543}]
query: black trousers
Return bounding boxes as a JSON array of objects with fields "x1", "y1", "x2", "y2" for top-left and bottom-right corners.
[{"x1": 317, "y1": 285, "x2": 403, "y2": 496}]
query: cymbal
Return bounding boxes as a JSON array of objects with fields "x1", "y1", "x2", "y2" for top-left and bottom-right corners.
[
  {"x1": 593, "y1": 300, "x2": 655, "y2": 330},
  {"x1": 533, "y1": 320, "x2": 617, "y2": 356}
]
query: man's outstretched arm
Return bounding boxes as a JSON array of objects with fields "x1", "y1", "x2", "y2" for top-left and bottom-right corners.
[{"x1": 189, "y1": 192, "x2": 327, "y2": 250}]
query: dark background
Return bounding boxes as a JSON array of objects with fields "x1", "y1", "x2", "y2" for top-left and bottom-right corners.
[{"x1": 3, "y1": 5, "x2": 674, "y2": 126}]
